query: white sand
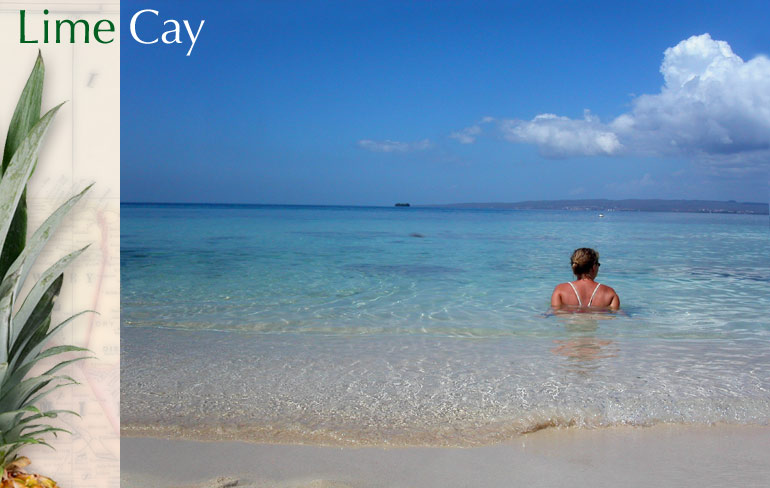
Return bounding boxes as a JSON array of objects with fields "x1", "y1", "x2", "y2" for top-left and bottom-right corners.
[{"x1": 121, "y1": 424, "x2": 770, "y2": 488}]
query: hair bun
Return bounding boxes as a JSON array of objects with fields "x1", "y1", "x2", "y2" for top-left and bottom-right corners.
[{"x1": 570, "y1": 248, "x2": 599, "y2": 276}]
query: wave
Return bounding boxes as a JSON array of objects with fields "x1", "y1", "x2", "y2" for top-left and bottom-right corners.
[{"x1": 122, "y1": 411, "x2": 770, "y2": 448}]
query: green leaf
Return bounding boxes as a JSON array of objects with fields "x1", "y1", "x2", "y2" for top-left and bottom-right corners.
[
  {"x1": 9, "y1": 311, "x2": 92, "y2": 378},
  {"x1": 2, "y1": 52, "x2": 44, "y2": 174},
  {"x1": 18, "y1": 426, "x2": 70, "y2": 439},
  {"x1": 0, "y1": 408, "x2": 28, "y2": 433},
  {"x1": 9, "y1": 274, "x2": 62, "y2": 367},
  {"x1": 0, "y1": 53, "x2": 89, "y2": 471},
  {"x1": 0, "y1": 437, "x2": 49, "y2": 463},
  {"x1": 0, "y1": 103, "x2": 63, "y2": 259},
  {"x1": 41, "y1": 355, "x2": 91, "y2": 377},
  {"x1": 16, "y1": 408, "x2": 78, "y2": 424},
  {"x1": 0, "y1": 373, "x2": 77, "y2": 412},
  {"x1": 3, "y1": 345, "x2": 90, "y2": 393},
  {"x1": 0, "y1": 375, "x2": 56, "y2": 412},
  {"x1": 3, "y1": 184, "x2": 92, "y2": 291},
  {"x1": 12, "y1": 245, "x2": 88, "y2": 347},
  {"x1": 0, "y1": 407, "x2": 76, "y2": 434},
  {"x1": 0, "y1": 52, "x2": 44, "y2": 283},
  {"x1": 21, "y1": 376, "x2": 79, "y2": 410},
  {"x1": 0, "y1": 268, "x2": 21, "y2": 364},
  {"x1": 10, "y1": 316, "x2": 49, "y2": 380}
]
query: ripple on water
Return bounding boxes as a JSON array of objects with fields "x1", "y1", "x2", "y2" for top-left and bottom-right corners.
[{"x1": 121, "y1": 206, "x2": 770, "y2": 445}]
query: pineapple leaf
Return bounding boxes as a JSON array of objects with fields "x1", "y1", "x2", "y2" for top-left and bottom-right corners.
[
  {"x1": 0, "y1": 52, "x2": 90, "y2": 475},
  {"x1": 0, "y1": 103, "x2": 63, "y2": 254},
  {"x1": 10, "y1": 311, "x2": 93, "y2": 377},
  {"x1": 3, "y1": 184, "x2": 92, "y2": 292},
  {"x1": 15, "y1": 408, "x2": 78, "y2": 424},
  {"x1": 0, "y1": 269, "x2": 21, "y2": 364},
  {"x1": 0, "y1": 51, "x2": 44, "y2": 283},
  {"x1": 0, "y1": 407, "x2": 76, "y2": 434},
  {"x1": 17, "y1": 426, "x2": 71, "y2": 439},
  {"x1": 21, "y1": 377, "x2": 80, "y2": 412},
  {"x1": 23, "y1": 426, "x2": 71, "y2": 438},
  {"x1": 12, "y1": 245, "x2": 88, "y2": 348},
  {"x1": 9, "y1": 275, "x2": 62, "y2": 368},
  {"x1": 0, "y1": 376, "x2": 56, "y2": 412},
  {"x1": 0, "y1": 407, "x2": 34, "y2": 423},
  {"x1": 1, "y1": 435, "x2": 55, "y2": 455},
  {"x1": 4, "y1": 346, "x2": 91, "y2": 394},
  {"x1": 2, "y1": 52, "x2": 44, "y2": 174},
  {"x1": 1, "y1": 436, "x2": 49, "y2": 460},
  {"x1": 0, "y1": 408, "x2": 31, "y2": 434},
  {"x1": 41, "y1": 355, "x2": 92, "y2": 377},
  {"x1": 0, "y1": 373, "x2": 77, "y2": 413}
]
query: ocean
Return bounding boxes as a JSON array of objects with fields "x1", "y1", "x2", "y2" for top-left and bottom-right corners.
[{"x1": 121, "y1": 203, "x2": 770, "y2": 446}]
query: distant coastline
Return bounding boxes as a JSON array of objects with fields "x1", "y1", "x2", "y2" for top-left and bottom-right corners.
[
  {"x1": 420, "y1": 199, "x2": 769, "y2": 215},
  {"x1": 121, "y1": 199, "x2": 769, "y2": 215}
]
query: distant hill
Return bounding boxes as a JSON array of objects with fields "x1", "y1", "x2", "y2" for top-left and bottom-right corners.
[{"x1": 421, "y1": 199, "x2": 769, "y2": 215}]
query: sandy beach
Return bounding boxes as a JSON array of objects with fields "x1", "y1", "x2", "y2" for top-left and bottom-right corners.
[{"x1": 121, "y1": 424, "x2": 770, "y2": 488}]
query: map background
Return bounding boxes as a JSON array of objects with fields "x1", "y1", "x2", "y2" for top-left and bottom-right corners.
[{"x1": 0, "y1": 1, "x2": 119, "y2": 486}]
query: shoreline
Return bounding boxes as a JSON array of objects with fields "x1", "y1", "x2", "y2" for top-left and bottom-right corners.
[
  {"x1": 122, "y1": 327, "x2": 770, "y2": 449},
  {"x1": 120, "y1": 420, "x2": 770, "y2": 449},
  {"x1": 121, "y1": 424, "x2": 770, "y2": 488}
]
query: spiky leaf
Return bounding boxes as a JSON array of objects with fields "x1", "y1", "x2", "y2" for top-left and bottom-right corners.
[
  {"x1": 12, "y1": 246, "x2": 87, "y2": 349},
  {"x1": 0, "y1": 52, "x2": 44, "y2": 282},
  {"x1": 9, "y1": 275, "x2": 62, "y2": 368},
  {"x1": 0, "y1": 103, "x2": 63, "y2": 253},
  {"x1": 0, "y1": 53, "x2": 90, "y2": 479},
  {"x1": 3, "y1": 184, "x2": 92, "y2": 293}
]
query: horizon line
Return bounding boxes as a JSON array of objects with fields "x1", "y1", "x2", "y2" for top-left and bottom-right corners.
[{"x1": 121, "y1": 198, "x2": 769, "y2": 206}]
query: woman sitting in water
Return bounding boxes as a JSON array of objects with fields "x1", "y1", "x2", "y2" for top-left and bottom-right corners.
[{"x1": 551, "y1": 248, "x2": 620, "y2": 310}]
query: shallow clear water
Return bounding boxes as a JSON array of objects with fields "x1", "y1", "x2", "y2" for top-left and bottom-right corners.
[{"x1": 121, "y1": 204, "x2": 770, "y2": 445}]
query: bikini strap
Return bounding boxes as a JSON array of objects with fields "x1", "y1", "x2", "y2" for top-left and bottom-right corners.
[
  {"x1": 587, "y1": 283, "x2": 601, "y2": 307},
  {"x1": 567, "y1": 282, "x2": 582, "y2": 307}
]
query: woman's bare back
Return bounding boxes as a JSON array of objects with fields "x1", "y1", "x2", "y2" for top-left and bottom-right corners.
[
  {"x1": 551, "y1": 248, "x2": 620, "y2": 310},
  {"x1": 551, "y1": 280, "x2": 619, "y2": 309}
]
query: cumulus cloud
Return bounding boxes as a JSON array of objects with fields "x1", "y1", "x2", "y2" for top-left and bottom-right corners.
[
  {"x1": 358, "y1": 139, "x2": 432, "y2": 153},
  {"x1": 497, "y1": 34, "x2": 770, "y2": 169},
  {"x1": 501, "y1": 110, "x2": 623, "y2": 157}
]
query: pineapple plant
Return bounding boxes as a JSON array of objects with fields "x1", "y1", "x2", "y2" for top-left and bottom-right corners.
[{"x1": 0, "y1": 53, "x2": 91, "y2": 487}]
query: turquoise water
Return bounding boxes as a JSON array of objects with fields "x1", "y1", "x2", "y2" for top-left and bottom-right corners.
[{"x1": 121, "y1": 204, "x2": 770, "y2": 445}]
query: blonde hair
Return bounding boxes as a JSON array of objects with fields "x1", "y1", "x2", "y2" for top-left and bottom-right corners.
[{"x1": 571, "y1": 248, "x2": 599, "y2": 276}]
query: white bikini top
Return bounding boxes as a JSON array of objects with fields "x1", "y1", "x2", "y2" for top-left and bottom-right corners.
[{"x1": 568, "y1": 282, "x2": 601, "y2": 307}]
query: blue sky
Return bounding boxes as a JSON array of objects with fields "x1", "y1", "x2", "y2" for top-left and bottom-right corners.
[{"x1": 121, "y1": 1, "x2": 770, "y2": 205}]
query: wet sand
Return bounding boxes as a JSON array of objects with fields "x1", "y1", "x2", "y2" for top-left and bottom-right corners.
[{"x1": 121, "y1": 424, "x2": 770, "y2": 488}]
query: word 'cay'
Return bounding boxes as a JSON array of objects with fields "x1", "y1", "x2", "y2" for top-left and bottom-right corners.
[{"x1": 130, "y1": 9, "x2": 205, "y2": 56}]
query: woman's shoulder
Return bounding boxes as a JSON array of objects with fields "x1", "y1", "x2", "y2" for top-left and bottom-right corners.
[
  {"x1": 597, "y1": 283, "x2": 618, "y2": 295},
  {"x1": 553, "y1": 282, "x2": 574, "y2": 293}
]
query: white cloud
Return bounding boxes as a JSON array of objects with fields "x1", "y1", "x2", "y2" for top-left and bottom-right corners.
[
  {"x1": 450, "y1": 125, "x2": 482, "y2": 144},
  {"x1": 358, "y1": 139, "x2": 432, "y2": 153},
  {"x1": 501, "y1": 110, "x2": 623, "y2": 157},
  {"x1": 618, "y1": 35, "x2": 770, "y2": 159},
  {"x1": 448, "y1": 117, "x2": 496, "y2": 144},
  {"x1": 497, "y1": 34, "x2": 770, "y2": 171}
]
